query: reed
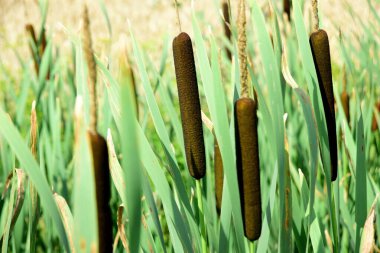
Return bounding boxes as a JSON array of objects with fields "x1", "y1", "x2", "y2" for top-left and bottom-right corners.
[
  {"x1": 172, "y1": 32, "x2": 206, "y2": 179},
  {"x1": 83, "y1": 6, "x2": 113, "y2": 252}
]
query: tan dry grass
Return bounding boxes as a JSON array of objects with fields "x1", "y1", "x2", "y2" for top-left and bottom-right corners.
[{"x1": 0, "y1": 0, "x2": 377, "y2": 72}]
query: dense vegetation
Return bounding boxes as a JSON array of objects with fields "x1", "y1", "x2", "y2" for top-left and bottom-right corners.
[{"x1": 0, "y1": 0, "x2": 379, "y2": 252}]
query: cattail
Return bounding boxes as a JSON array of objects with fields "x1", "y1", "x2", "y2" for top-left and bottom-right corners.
[
  {"x1": 25, "y1": 24, "x2": 39, "y2": 74},
  {"x1": 88, "y1": 131, "x2": 113, "y2": 253},
  {"x1": 83, "y1": 5, "x2": 113, "y2": 252},
  {"x1": 310, "y1": 29, "x2": 337, "y2": 182},
  {"x1": 371, "y1": 101, "x2": 380, "y2": 132},
  {"x1": 234, "y1": 97, "x2": 261, "y2": 241},
  {"x1": 283, "y1": 0, "x2": 291, "y2": 21},
  {"x1": 340, "y1": 66, "x2": 350, "y2": 123},
  {"x1": 222, "y1": 1, "x2": 232, "y2": 60},
  {"x1": 214, "y1": 137, "x2": 223, "y2": 214},
  {"x1": 340, "y1": 92, "x2": 350, "y2": 123},
  {"x1": 172, "y1": 32, "x2": 206, "y2": 179}
]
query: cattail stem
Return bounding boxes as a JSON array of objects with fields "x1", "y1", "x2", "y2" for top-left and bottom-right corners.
[
  {"x1": 196, "y1": 180, "x2": 207, "y2": 253},
  {"x1": 222, "y1": 0, "x2": 232, "y2": 60},
  {"x1": 238, "y1": 0, "x2": 249, "y2": 98},
  {"x1": 173, "y1": 0, "x2": 182, "y2": 33},
  {"x1": 83, "y1": 5, "x2": 98, "y2": 132},
  {"x1": 312, "y1": 0, "x2": 319, "y2": 32}
]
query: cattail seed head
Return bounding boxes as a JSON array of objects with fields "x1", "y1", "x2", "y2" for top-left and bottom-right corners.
[
  {"x1": 340, "y1": 91, "x2": 350, "y2": 123},
  {"x1": 25, "y1": 24, "x2": 39, "y2": 74},
  {"x1": 234, "y1": 97, "x2": 261, "y2": 241},
  {"x1": 371, "y1": 101, "x2": 380, "y2": 132},
  {"x1": 214, "y1": 137, "x2": 223, "y2": 214},
  {"x1": 88, "y1": 130, "x2": 113, "y2": 253},
  {"x1": 283, "y1": 0, "x2": 291, "y2": 21},
  {"x1": 173, "y1": 32, "x2": 206, "y2": 179},
  {"x1": 310, "y1": 29, "x2": 337, "y2": 181}
]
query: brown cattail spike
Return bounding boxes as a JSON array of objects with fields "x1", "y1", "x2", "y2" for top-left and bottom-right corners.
[
  {"x1": 214, "y1": 137, "x2": 223, "y2": 214},
  {"x1": 25, "y1": 24, "x2": 39, "y2": 74},
  {"x1": 173, "y1": 32, "x2": 206, "y2": 179},
  {"x1": 310, "y1": 29, "x2": 337, "y2": 181},
  {"x1": 222, "y1": 1, "x2": 232, "y2": 60},
  {"x1": 88, "y1": 131, "x2": 113, "y2": 253},
  {"x1": 283, "y1": 0, "x2": 291, "y2": 21},
  {"x1": 83, "y1": 5, "x2": 98, "y2": 132},
  {"x1": 340, "y1": 91, "x2": 350, "y2": 123},
  {"x1": 234, "y1": 97, "x2": 261, "y2": 241},
  {"x1": 371, "y1": 101, "x2": 380, "y2": 132}
]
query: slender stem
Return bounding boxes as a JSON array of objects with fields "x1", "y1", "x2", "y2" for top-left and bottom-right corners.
[
  {"x1": 238, "y1": 0, "x2": 248, "y2": 98},
  {"x1": 173, "y1": 0, "x2": 182, "y2": 33},
  {"x1": 250, "y1": 241, "x2": 255, "y2": 253},
  {"x1": 196, "y1": 180, "x2": 207, "y2": 253},
  {"x1": 311, "y1": 0, "x2": 319, "y2": 32},
  {"x1": 83, "y1": 5, "x2": 98, "y2": 132}
]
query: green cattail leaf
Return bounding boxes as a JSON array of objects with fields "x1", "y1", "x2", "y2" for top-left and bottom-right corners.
[
  {"x1": 72, "y1": 101, "x2": 98, "y2": 252},
  {"x1": 293, "y1": 0, "x2": 339, "y2": 249},
  {"x1": 192, "y1": 13, "x2": 246, "y2": 252},
  {"x1": 355, "y1": 109, "x2": 366, "y2": 252},
  {"x1": 251, "y1": 1, "x2": 286, "y2": 250},
  {"x1": 103, "y1": 63, "x2": 192, "y2": 252},
  {"x1": 120, "y1": 70, "x2": 142, "y2": 253},
  {"x1": 0, "y1": 109, "x2": 70, "y2": 252},
  {"x1": 54, "y1": 193, "x2": 75, "y2": 252}
]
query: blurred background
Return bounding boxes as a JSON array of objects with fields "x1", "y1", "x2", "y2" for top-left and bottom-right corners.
[{"x1": 0, "y1": 0, "x2": 375, "y2": 70}]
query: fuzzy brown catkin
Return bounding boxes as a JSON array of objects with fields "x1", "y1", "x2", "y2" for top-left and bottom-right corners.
[
  {"x1": 340, "y1": 91, "x2": 350, "y2": 123},
  {"x1": 83, "y1": 5, "x2": 98, "y2": 132},
  {"x1": 88, "y1": 131, "x2": 113, "y2": 253},
  {"x1": 234, "y1": 97, "x2": 261, "y2": 241},
  {"x1": 310, "y1": 29, "x2": 337, "y2": 181},
  {"x1": 371, "y1": 101, "x2": 380, "y2": 132},
  {"x1": 173, "y1": 32, "x2": 206, "y2": 179},
  {"x1": 214, "y1": 137, "x2": 223, "y2": 214},
  {"x1": 238, "y1": 0, "x2": 248, "y2": 98}
]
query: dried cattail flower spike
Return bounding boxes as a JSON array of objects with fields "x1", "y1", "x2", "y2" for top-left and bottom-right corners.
[
  {"x1": 82, "y1": 5, "x2": 113, "y2": 252},
  {"x1": 173, "y1": 32, "x2": 206, "y2": 179},
  {"x1": 234, "y1": 97, "x2": 261, "y2": 241},
  {"x1": 340, "y1": 91, "x2": 350, "y2": 123},
  {"x1": 371, "y1": 101, "x2": 380, "y2": 132},
  {"x1": 222, "y1": 1, "x2": 232, "y2": 60},
  {"x1": 214, "y1": 137, "x2": 223, "y2": 214},
  {"x1": 309, "y1": 29, "x2": 337, "y2": 181}
]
